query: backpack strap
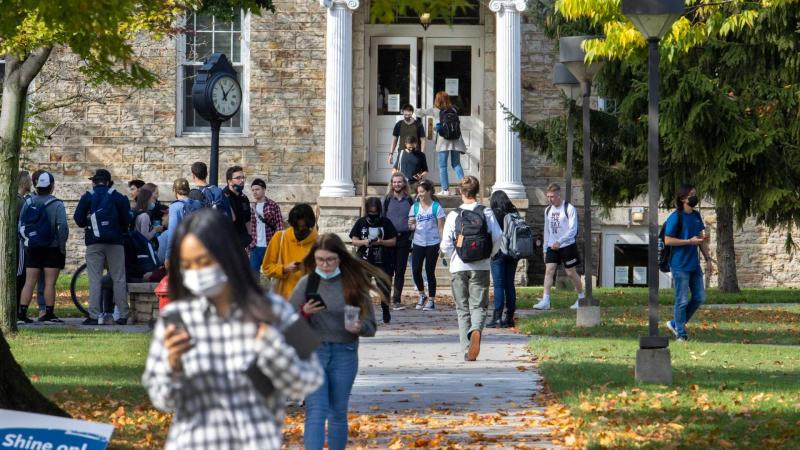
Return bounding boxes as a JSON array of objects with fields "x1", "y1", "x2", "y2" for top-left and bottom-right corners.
[
  {"x1": 413, "y1": 201, "x2": 419, "y2": 216},
  {"x1": 432, "y1": 201, "x2": 440, "y2": 217},
  {"x1": 383, "y1": 197, "x2": 390, "y2": 216},
  {"x1": 305, "y1": 270, "x2": 321, "y2": 296}
]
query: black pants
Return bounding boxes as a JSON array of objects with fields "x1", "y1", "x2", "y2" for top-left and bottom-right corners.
[
  {"x1": 411, "y1": 243, "x2": 440, "y2": 297},
  {"x1": 387, "y1": 234, "x2": 412, "y2": 303}
]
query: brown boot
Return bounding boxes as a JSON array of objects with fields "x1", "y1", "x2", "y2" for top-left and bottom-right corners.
[{"x1": 467, "y1": 330, "x2": 481, "y2": 361}]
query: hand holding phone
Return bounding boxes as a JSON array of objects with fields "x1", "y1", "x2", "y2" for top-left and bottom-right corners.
[
  {"x1": 303, "y1": 293, "x2": 327, "y2": 316},
  {"x1": 162, "y1": 311, "x2": 191, "y2": 372}
]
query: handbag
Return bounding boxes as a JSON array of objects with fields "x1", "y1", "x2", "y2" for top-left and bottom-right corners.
[{"x1": 267, "y1": 230, "x2": 285, "y2": 293}]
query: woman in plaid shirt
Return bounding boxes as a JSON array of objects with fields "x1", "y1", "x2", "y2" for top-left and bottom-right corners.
[{"x1": 142, "y1": 209, "x2": 323, "y2": 450}]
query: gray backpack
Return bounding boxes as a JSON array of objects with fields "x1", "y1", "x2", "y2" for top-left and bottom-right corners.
[{"x1": 501, "y1": 212, "x2": 534, "y2": 259}]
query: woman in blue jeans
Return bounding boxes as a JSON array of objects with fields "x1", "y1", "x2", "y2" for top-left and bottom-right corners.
[
  {"x1": 289, "y1": 233, "x2": 389, "y2": 450},
  {"x1": 417, "y1": 91, "x2": 466, "y2": 195},
  {"x1": 487, "y1": 190, "x2": 519, "y2": 328}
]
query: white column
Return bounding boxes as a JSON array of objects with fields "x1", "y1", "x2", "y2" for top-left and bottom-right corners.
[
  {"x1": 490, "y1": 0, "x2": 527, "y2": 199},
  {"x1": 319, "y1": 0, "x2": 359, "y2": 197}
]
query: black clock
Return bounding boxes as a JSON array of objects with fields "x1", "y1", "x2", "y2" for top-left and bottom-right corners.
[{"x1": 192, "y1": 53, "x2": 242, "y2": 122}]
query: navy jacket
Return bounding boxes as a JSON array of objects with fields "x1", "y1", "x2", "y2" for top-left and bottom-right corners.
[{"x1": 73, "y1": 185, "x2": 132, "y2": 246}]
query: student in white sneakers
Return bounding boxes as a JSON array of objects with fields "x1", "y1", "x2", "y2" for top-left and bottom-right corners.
[
  {"x1": 408, "y1": 179, "x2": 446, "y2": 311},
  {"x1": 533, "y1": 183, "x2": 585, "y2": 310},
  {"x1": 441, "y1": 176, "x2": 502, "y2": 361}
]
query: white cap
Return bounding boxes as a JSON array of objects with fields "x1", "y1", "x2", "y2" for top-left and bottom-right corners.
[{"x1": 35, "y1": 172, "x2": 53, "y2": 188}]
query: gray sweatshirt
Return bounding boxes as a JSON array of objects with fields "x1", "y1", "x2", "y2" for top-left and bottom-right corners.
[
  {"x1": 289, "y1": 274, "x2": 376, "y2": 344},
  {"x1": 19, "y1": 194, "x2": 69, "y2": 252}
]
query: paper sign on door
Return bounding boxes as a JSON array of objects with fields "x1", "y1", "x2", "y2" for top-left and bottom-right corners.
[
  {"x1": 445, "y1": 78, "x2": 459, "y2": 96},
  {"x1": 387, "y1": 94, "x2": 400, "y2": 113}
]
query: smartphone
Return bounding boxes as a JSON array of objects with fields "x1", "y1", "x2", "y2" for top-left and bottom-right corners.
[
  {"x1": 306, "y1": 293, "x2": 327, "y2": 310},
  {"x1": 161, "y1": 310, "x2": 187, "y2": 333}
]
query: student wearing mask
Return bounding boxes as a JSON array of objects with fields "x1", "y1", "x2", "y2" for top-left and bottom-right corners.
[
  {"x1": 223, "y1": 166, "x2": 252, "y2": 251},
  {"x1": 132, "y1": 188, "x2": 164, "y2": 241},
  {"x1": 388, "y1": 103, "x2": 426, "y2": 165},
  {"x1": 664, "y1": 184, "x2": 711, "y2": 342},
  {"x1": 262, "y1": 204, "x2": 318, "y2": 300},
  {"x1": 142, "y1": 209, "x2": 323, "y2": 450},
  {"x1": 289, "y1": 233, "x2": 385, "y2": 450},
  {"x1": 248, "y1": 178, "x2": 284, "y2": 275},
  {"x1": 349, "y1": 197, "x2": 397, "y2": 324}
]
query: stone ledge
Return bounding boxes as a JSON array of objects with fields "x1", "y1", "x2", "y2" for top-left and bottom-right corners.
[
  {"x1": 317, "y1": 196, "x2": 364, "y2": 208},
  {"x1": 128, "y1": 283, "x2": 159, "y2": 294},
  {"x1": 169, "y1": 136, "x2": 256, "y2": 147}
]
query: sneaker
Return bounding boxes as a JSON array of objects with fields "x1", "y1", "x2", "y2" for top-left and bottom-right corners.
[
  {"x1": 392, "y1": 302, "x2": 406, "y2": 311},
  {"x1": 17, "y1": 316, "x2": 34, "y2": 324},
  {"x1": 38, "y1": 313, "x2": 63, "y2": 323},
  {"x1": 115, "y1": 318, "x2": 128, "y2": 326},
  {"x1": 422, "y1": 299, "x2": 435, "y2": 311},
  {"x1": 666, "y1": 320, "x2": 678, "y2": 338},
  {"x1": 82, "y1": 318, "x2": 99, "y2": 326},
  {"x1": 437, "y1": 190, "x2": 450, "y2": 196},
  {"x1": 467, "y1": 330, "x2": 481, "y2": 361},
  {"x1": 676, "y1": 336, "x2": 689, "y2": 343},
  {"x1": 415, "y1": 294, "x2": 427, "y2": 310},
  {"x1": 381, "y1": 303, "x2": 391, "y2": 324},
  {"x1": 570, "y1": 299, "x2": 581, "y2": 310},
  {"x1": 533, "y1": 298, "x2": 550, "y2": 310},
  {"x1": 103, "y1": 313, "x2": 114, "y2": 324}
]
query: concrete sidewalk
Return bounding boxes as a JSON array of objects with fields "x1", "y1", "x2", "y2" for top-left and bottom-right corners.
[{"x1": 345, "y1": 304, "x2": 558, "y2": 449}]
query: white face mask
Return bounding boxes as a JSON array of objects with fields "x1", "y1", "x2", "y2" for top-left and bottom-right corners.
[{"x1": 182, "y1": 264, "x2": 228, "y2": 298}]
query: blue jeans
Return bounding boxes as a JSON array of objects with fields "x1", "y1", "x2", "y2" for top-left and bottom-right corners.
[
  {"x1": 304, "y1": 341, "x2": 359, "y2": 450},
  {"x1": 671, "y1": 269, "x2": 705, "y2": 338},
  {"x1": 249, "y1": 246, "x2": 266, "y2": 275},
  {"x1": 490, "y1": 255, "x2": 519, "y2": 313},
  {"x1": 438, "y1": 151, "x2": 465, "y2": 190}
]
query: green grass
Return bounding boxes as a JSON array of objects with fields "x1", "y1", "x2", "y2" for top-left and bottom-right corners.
[
  {"x1": 521, "y1": 305, "x2": 800, "y2": 448},
  {"x1": 516, "y1": 286, "x2": 800, "y2": 310}
]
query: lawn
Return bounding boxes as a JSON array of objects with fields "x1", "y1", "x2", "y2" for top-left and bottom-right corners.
[{"x1": 520, "y1": 305, "x2": 800, "y2": 449}]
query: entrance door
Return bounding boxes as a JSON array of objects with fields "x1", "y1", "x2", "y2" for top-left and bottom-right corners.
[
  {"x1": 369, "y1": 37, "x2": 418, "y2": 184},
  {"x1": 421, "y1": 38, "x2": 483, "y2": 186},
  {"x1": 368, "y1": 36, "x2": 483, "y2": 185}
]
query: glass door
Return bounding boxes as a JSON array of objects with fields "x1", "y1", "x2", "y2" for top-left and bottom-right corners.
[
  {"x1": 421, "y1": 38, "x2": 483, "y2": 184},
  {"x1": 369, "y1": 37, "x2": 418, "y2": 183}
]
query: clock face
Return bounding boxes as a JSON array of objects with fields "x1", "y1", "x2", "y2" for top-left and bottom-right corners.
[{"x1": 211, "y1": 75, "x2": 242, "y2": 118}]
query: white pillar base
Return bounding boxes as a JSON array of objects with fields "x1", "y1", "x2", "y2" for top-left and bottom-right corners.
[
  {"x1": 319, "y1": 182, "x2": 356, "y2": 198},
  {"x1": 492, "y1": 181, "x2": 527, "y2": 199}
]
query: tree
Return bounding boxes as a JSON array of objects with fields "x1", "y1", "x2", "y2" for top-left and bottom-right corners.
[{"x1": 512, "y1": 0, "x2": 800, "y2": 292}]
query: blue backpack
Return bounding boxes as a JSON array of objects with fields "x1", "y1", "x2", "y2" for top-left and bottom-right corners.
[
  {"x1": 200, "y1": 185, "x2": 232, "y2": 217},
  {"x1": 88, "y1": 188, "x2": 122, "y2": 243},
  {"x1": 178, "y1": 198, "x2": 204, "y2": 217},
  {"x1": 19, "y1": 197, "x2": 59, "y2": 248},
  {"x1": 124, "y1": 230, "x2": 160, "y2": 278}
]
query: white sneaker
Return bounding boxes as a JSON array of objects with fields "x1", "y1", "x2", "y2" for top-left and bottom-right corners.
[
  {"x1": 422, "y1": 299, "x2": 435, "y2": 311},
  {"x1": 570, "y1": 299, "x2": 581, "y2": 310},
  {"x1": 437, "y1": 190, "x2": 450, "y2": 196},
  {"x1": 533, "y1": 298, "x2": 550, "y2": 310},
  {"x1": 416, "y1": 294, "x2": 427, "y2": 310}
]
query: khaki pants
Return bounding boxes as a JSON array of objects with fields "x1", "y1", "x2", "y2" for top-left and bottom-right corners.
[
  {"x1": 86, "y1": 244, "x2": 128, "y2": 320},
  {"x1": 451, "y1": 270, "x2": 489, "y2": 355}
]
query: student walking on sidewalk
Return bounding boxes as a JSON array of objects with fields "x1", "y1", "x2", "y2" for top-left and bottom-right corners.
[
  {"x1": 441, "y1": 176, "x2": 502, "y2": 361},
  {"x1": 290, "y1": 233, "x2": 385, "y2": 450},
  {"x1": 383, "y1": 174, "x2": 414, "y2": 310},
  {"x1": 409, "y1": 179, "x2": 446, "y2": 311},
  {"x1": 262, "y1": 204, "x2": 318, "y2": 300},
  {"x1": 664, "y1": 184, "x2": 712, "y2": 342},
  {"x1": 487, "y1": 190, "x2": 520, "y2": 328},
  {"x1": 533, "y1": 183, "x2": 584, "y2": 311}
]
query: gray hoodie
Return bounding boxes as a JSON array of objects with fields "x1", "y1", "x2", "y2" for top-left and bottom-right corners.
[{"x1": 289, "y1": 274, "x2": 376, "y2": 344}]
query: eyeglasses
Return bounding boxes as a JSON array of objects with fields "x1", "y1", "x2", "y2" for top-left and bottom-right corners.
[
  {"x1": 315, "y1": 256, "x2": 340, "y2": 266},
  {"x1": 233, "y1": 176, "x2": 246, "y2": 181}
]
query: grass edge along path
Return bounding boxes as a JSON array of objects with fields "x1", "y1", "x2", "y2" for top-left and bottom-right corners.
[{"x1": 520, "y1": 305, "x2": 800, "y2": 449}]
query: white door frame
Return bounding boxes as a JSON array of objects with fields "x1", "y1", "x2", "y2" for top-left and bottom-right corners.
[{"x1": 364, "y1": 25, "x2": 485, "y2": 185}]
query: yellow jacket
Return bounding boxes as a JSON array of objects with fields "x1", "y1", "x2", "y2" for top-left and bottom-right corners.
[{"x1": 261, "y1": 227, "x2": 318, "y2": 300}]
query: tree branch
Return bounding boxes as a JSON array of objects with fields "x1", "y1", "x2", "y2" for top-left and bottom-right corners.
[{"x1": 19, "y1": 47, "x2": 53, "y2": 88}]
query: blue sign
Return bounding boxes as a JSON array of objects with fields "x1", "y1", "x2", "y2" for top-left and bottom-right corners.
[{"x1": 0, "y1": 409, "x2": 113, "y2": 450}]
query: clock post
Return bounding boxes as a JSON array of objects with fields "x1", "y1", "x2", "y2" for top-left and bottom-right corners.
[{"x1": 191, "y1": 53, "x2": 242, "y2": 186}]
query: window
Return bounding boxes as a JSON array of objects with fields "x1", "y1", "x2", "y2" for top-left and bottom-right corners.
[{"x1": 178, "y1": 10, "x2": 248, "y2": 135}]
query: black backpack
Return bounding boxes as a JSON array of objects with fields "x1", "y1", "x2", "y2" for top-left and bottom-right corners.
[
  {"x1": 438, "y1": 108, "x2": 462, "y2": 140},
  {"x1": 454, "y1": 206, "x2": 493, "y2": 262},
  {"x1": 658, "y1": 210, "x2": 701, "y2": 273},
  {"x1": 124, "y1": 230, "x2": 160, "y2": 278}
]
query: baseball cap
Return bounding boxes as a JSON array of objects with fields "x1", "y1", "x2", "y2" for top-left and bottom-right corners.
[
  {"x1": 35, "y1": 172, "x2": 53, "y2": 189},
  {"x1": 89, "y1": 169, "x2": 112, "y2": 182}
]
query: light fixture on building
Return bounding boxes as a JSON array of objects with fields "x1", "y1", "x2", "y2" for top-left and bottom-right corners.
[
  {"x1": 630, "y1": 207, "x2": 645, "y2": 224},
  {"x1": 420, "y1": 12, "x2": 432, "y2": 30}
]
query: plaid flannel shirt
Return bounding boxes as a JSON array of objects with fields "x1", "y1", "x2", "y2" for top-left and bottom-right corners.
[
  {"x1": 249, "y1": 198, "x2": 284, "y2": 249},
  {"x1": 142, "y1": 294, "x2": 323, "y2": 450}
]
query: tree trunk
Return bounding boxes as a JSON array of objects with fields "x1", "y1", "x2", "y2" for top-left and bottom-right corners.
[
  {"x1": 0, "y1": 328, "x2": 69, "y2": 415},
  {"x1": 0, "y1": 49, "x2": 51, "y2": 333},
  {"x1": 715, "y1": 205, "x2": 740, "y2": 293}
]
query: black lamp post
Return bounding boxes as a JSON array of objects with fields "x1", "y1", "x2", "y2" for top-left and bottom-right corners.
[
  {"x1": 560, "y1": 36, "x2": 606, "y2": 327},
  {"x1": 622, "y1": 0, "x2": 683, "y2": 384},
  {"x1": 552, "y1": 63, "x2": 581, "y2": 203}
]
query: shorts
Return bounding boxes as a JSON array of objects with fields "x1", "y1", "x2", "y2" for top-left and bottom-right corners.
[
  {"x1": 25, "y1": 247, "x2": 66, "y2": 270},
  {"x1": 545, "y1": 243, "x2": 580, "y2": 269}
]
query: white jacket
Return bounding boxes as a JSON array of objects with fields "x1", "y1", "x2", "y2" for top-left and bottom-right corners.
[
  {"x1": 441, "y1": 202, "x2": 503, "y2": 272},
  {"x1": 544, "y1": 201, "x2": 578, "y2": 250}
]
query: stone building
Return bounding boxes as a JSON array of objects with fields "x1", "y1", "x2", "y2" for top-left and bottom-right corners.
[{"x1": 10, "y1": 0, "x2": 799, "y2": 287}]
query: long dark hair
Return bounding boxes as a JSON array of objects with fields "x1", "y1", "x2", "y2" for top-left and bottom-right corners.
[
  {"x1": 134, "y1": 188, "x2": 153, "y2": 214},
  {"x1": 415, "y1": 179, "x2": 439, "y2": 204},
  {"x1": 301, "y1": 233, "x2": 390, "y2": 317},
  {"x1": 490, "y1": 190, "x2": 517, "y2": 225},
  {"x1": 167, "y1": 209, "x2": 274, "y2": 323},
  {"x1": 365, "y1": 197, "x2": 382, "y2": 217},
  {"x1": 675, "y1": 183, "x2": 694, "y2": 210}
]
